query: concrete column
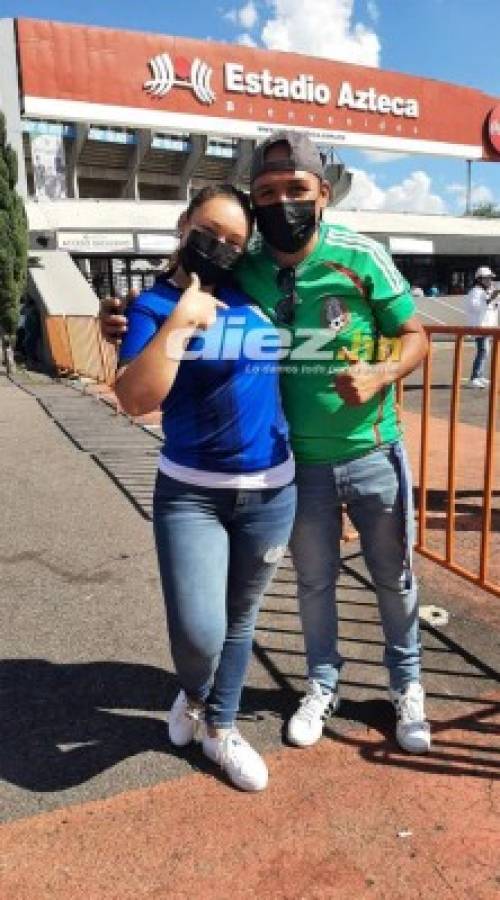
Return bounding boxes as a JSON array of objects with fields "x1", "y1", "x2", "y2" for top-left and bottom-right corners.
[
  {"x1": 122, "y1": 129, "x2": 151, "y2": 200},
  {"x1": 230, "y1": 139, "x2": 254, "y2": 186},
  {"x1": 67, "y1": 122, "x2": 89, "y2": 198},
  {"x1": 177, "y1": 134, "x2": 204, "y2": 201}
]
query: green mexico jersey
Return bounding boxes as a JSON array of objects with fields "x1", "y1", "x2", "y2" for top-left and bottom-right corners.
[{"x1": 236, "y1": 221, "x2": 416, "y2": 464}]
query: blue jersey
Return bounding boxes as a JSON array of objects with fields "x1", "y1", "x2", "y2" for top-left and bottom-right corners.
[{"x1": 118, "y1": 278, "x2": 291, "y2": 475}]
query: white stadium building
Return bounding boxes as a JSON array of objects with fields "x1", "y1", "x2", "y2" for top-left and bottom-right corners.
[{"x1": 0, "y1": 16, "x2": 499, "y2": 318}]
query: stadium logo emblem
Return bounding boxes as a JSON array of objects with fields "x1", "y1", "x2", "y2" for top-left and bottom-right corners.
[
  {"x1": 144, "y1": 53, "x2": 216, "y2": 105},
  {"x1": 488, "y1": 104, "x2": 500, "y2": 155}
]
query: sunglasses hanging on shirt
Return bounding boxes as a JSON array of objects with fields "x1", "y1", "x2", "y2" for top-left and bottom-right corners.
[{"x1": 275, "y1": 267, "x2": 298, "y2": 326}]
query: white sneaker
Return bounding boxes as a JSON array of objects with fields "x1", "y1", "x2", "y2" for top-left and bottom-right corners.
[
  {"x1": 469, "y1": 378, "x2": 486, "y2": 388},
  {"x1": 390, "y1": 682, "x2": 431, "y2": 754},
  {"x1": 287, "y1": 680, "x2": 339, "y2": 748},
  {"x1": 202, "y1": 727, "x2": 268, "y2": 792},
  {"x1": 478, "y1": 377, "x2": 490, "y2": 387},
  {"x1": 168, "y1": 690, "x2": 204, "y2": 747}
]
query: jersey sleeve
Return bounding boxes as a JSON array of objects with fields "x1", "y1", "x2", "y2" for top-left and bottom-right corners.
[
  {"x1": 118, "y1": 290, "x2": 176, "y2": 366},
  {"x1": 364, "y1": 241, "x2": 416, "y2": 335},
  {"x1": 118, "y1": 300, "x2": 158, "y2": 364}
]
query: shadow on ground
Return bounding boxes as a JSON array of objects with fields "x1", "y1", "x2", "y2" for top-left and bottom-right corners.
[{"x1": 1, "y1": 641, "x2": 498, "y2": 795}]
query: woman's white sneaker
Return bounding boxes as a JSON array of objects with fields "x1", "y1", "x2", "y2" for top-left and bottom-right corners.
[
  {"x1": 390, "y1": 682, "x2": 431, "y2": 754},
  {"x1": 202, "y1": 728, "x2": 268, "y2": 792},
  {"x1": 168, "y1": 690, "x2": 204, "y2": 747},
  {"x1": 287, "y1": 680, "x2": 339, "y2": 748}
]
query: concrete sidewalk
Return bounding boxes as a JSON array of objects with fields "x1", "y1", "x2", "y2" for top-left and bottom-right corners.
[{"x1": 0, "y1": 369, "x2": 499, "y2": 899}]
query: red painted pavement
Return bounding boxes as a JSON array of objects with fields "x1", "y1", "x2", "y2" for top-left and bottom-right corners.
[{"x1": 0, "y1": 696, "x2": 498, "y2": 900}]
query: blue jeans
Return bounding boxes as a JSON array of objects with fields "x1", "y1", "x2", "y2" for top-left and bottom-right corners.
[
  {"x1": 290, "y1": 443, "x2": 421, "y2": 693},
  {"x1": 471, "y1": 337, "x2": 490, "y2": 380},
  {"x1": 153, "y1": 472, "x2": 296, "y2": 727}
]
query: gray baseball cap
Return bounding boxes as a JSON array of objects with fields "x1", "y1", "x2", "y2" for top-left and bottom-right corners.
[{"x1": 250, "y1": 130, "x2": 326, "y2": 184}]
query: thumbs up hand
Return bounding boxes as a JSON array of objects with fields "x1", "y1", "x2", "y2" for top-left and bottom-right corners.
[
  {"x1": 172, "y1": 273, "x2": 228, "y2": 331},
  {"x1": 333, "y1": 349, "x2": 386, "y2": 406}
]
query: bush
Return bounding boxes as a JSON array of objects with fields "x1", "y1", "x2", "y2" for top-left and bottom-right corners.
[{"x1": 0, "y1": 112, "x2": 28, "y2": 337}]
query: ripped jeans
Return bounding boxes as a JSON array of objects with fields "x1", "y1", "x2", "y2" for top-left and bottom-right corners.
[
  {"x1": 153, "y1": 472, "x2": 296, "y2": 727},
  {"x1": 290, "y1": 443, "x2": 421, "y2": 693}
]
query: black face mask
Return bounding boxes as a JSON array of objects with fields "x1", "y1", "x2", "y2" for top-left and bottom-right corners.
[
  {"x1": 178, "y1": 228, "x2": 241, "y2": 285},
  {"x1": 255, "y1": 201, "x2": 318, "y2": 253}
]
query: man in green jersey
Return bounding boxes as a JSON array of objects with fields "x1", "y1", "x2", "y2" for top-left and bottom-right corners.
[
  {"x1": 237, "y1": 131, "x2": 430, "y2": 755},
  {"x1": 101, "y1": 131, "x2": 431, "y2": 755}
]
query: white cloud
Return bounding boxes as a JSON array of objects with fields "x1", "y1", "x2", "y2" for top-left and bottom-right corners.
[
  {"x1": 237, "y1": 32, "x2": 258, "y2": 46},
  {"x1": 337, "y1": 168, "x2": 448, "y2": 214},
  {"x1": 367, "y1": 0, "x2": 379, "y2": 22},
  {"x1": 239, "y1": 1, "x2": 259, "y2": 29},
  {"x1": 470, "y1": 185, "x2": 494, "y2": 207},
  {"x1": 260, "y1": 0, "x2": 381, "y2": 66},
  {"x1": 337, "y1": 168, "x2": 386, "y2": 210},
  {"x1": 384, "y1": 171, "x2": 446, "y2": 214},
  {"x1": 447, "y1": 182, "x2": 494, "y2": 209},
  {"x1": 226, "y1": 1, "x2": 259, "y2": 29}
]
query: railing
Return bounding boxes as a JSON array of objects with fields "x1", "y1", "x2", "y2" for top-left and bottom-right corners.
[
  {"x1": 43, "y1": 316, "x2": 499, "y2": 597},
  {"x1": 409, "y1": 326, "x2": 499, "y2": 598}
]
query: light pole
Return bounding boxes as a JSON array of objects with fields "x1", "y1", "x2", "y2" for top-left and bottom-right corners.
[{"x1": 465, "y1": 159, "x2": 472, "y2": 215}]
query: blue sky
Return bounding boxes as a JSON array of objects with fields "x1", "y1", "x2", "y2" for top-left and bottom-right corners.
[{"x1": 1, "y1": 0, "x2": 499, "y2": 212}]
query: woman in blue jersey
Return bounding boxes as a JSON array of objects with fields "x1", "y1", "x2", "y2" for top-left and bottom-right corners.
[{"x1": 115, "y1": 185, "x2": 296, "y2": 792}]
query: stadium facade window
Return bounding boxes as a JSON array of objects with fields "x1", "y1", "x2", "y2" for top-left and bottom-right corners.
[
  {"x1": 23, "y1": 120, "x2": 75, "y2": 138},
  {"x1": 151, "y1": 134, "x2": 192, "y2": 152},
  {"x1": 205, "y1": 137, "x2": 238, "y2": 158},
  {"x1": 88, "y1": 127, "x2": 136, "y2": 145}
]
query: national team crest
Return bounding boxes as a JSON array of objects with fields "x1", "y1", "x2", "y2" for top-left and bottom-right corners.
[{"x1": 321, "y1": 296, "x2": 351, "y2": 333}]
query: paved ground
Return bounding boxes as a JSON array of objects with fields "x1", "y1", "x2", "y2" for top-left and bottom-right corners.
[
  {"x1": 403, "y1": 337, "x2": 497, "y2": 428},
  {"x1": 0, "y1": 365, "x2": 499, "y2": 899},
  {"x1": 413, "y1": 294, "x2": 469, "y2": 329}
]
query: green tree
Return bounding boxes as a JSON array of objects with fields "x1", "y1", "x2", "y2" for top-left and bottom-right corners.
[
  {"x1": 0, "y1": 111, "x2": 28, "y2": 337},
  {"x1": 471, "y1": 201, "x2": 500, "y2": 218}
]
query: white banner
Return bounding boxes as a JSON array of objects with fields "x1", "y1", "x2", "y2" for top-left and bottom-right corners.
[
  {"x1": 389, "y1": 237, "x2": 434, "y2": 255},
  {"x1": 57, "y1": 232, "x2": 135, "y2": 253},
  {"x1": 137, "y1": 233, "x2": 177, "y2": 254},
  {"x1": 31, "y1": 133, "x2": 67, "y2": 199}
]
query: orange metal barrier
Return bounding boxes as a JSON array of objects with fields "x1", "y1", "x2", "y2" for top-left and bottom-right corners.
[
  {"x1": 66, "y1": 316, "x2": 104, "y2": 381},
  {"x1": 43, "y1": 316, "x2": 74, "y2": 374},
  {"x1": 44, "y1": 315, "x2": 117, "y2": 385},
  {"x1": 98, "y1": 330, "x2": 118, "y2": 385},
  {"x1": 410, "y1": 326, "x2": 500, "y2": 598}
]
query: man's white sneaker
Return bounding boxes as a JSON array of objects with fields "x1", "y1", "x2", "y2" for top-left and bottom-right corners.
[
  {"x1": 287, "y1": 680, "x2": 339, "y2": 748},
  {"x1": 469, "y1": 378, "x2": 486, "y2": 388},
  {"x1": 478, "y1": 377, "x2": 490, "y2": 387},
  {"x1": 390, "y1": 682, "x2": 431, "y2": 754},
  {"x1": 202, "y1": 728, "x2": 268, "y2": 792},
  {"x1": 168, "y1": 690, "x2": 204, "y2": 747}
]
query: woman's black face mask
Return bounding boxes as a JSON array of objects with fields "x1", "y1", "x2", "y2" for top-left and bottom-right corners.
[
  {"x1": 178, "y1": 228, "x2": 241, "y2": 285},
  {"x1": 255, "y1": 200, "x2": 317, "y2": 253}
]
